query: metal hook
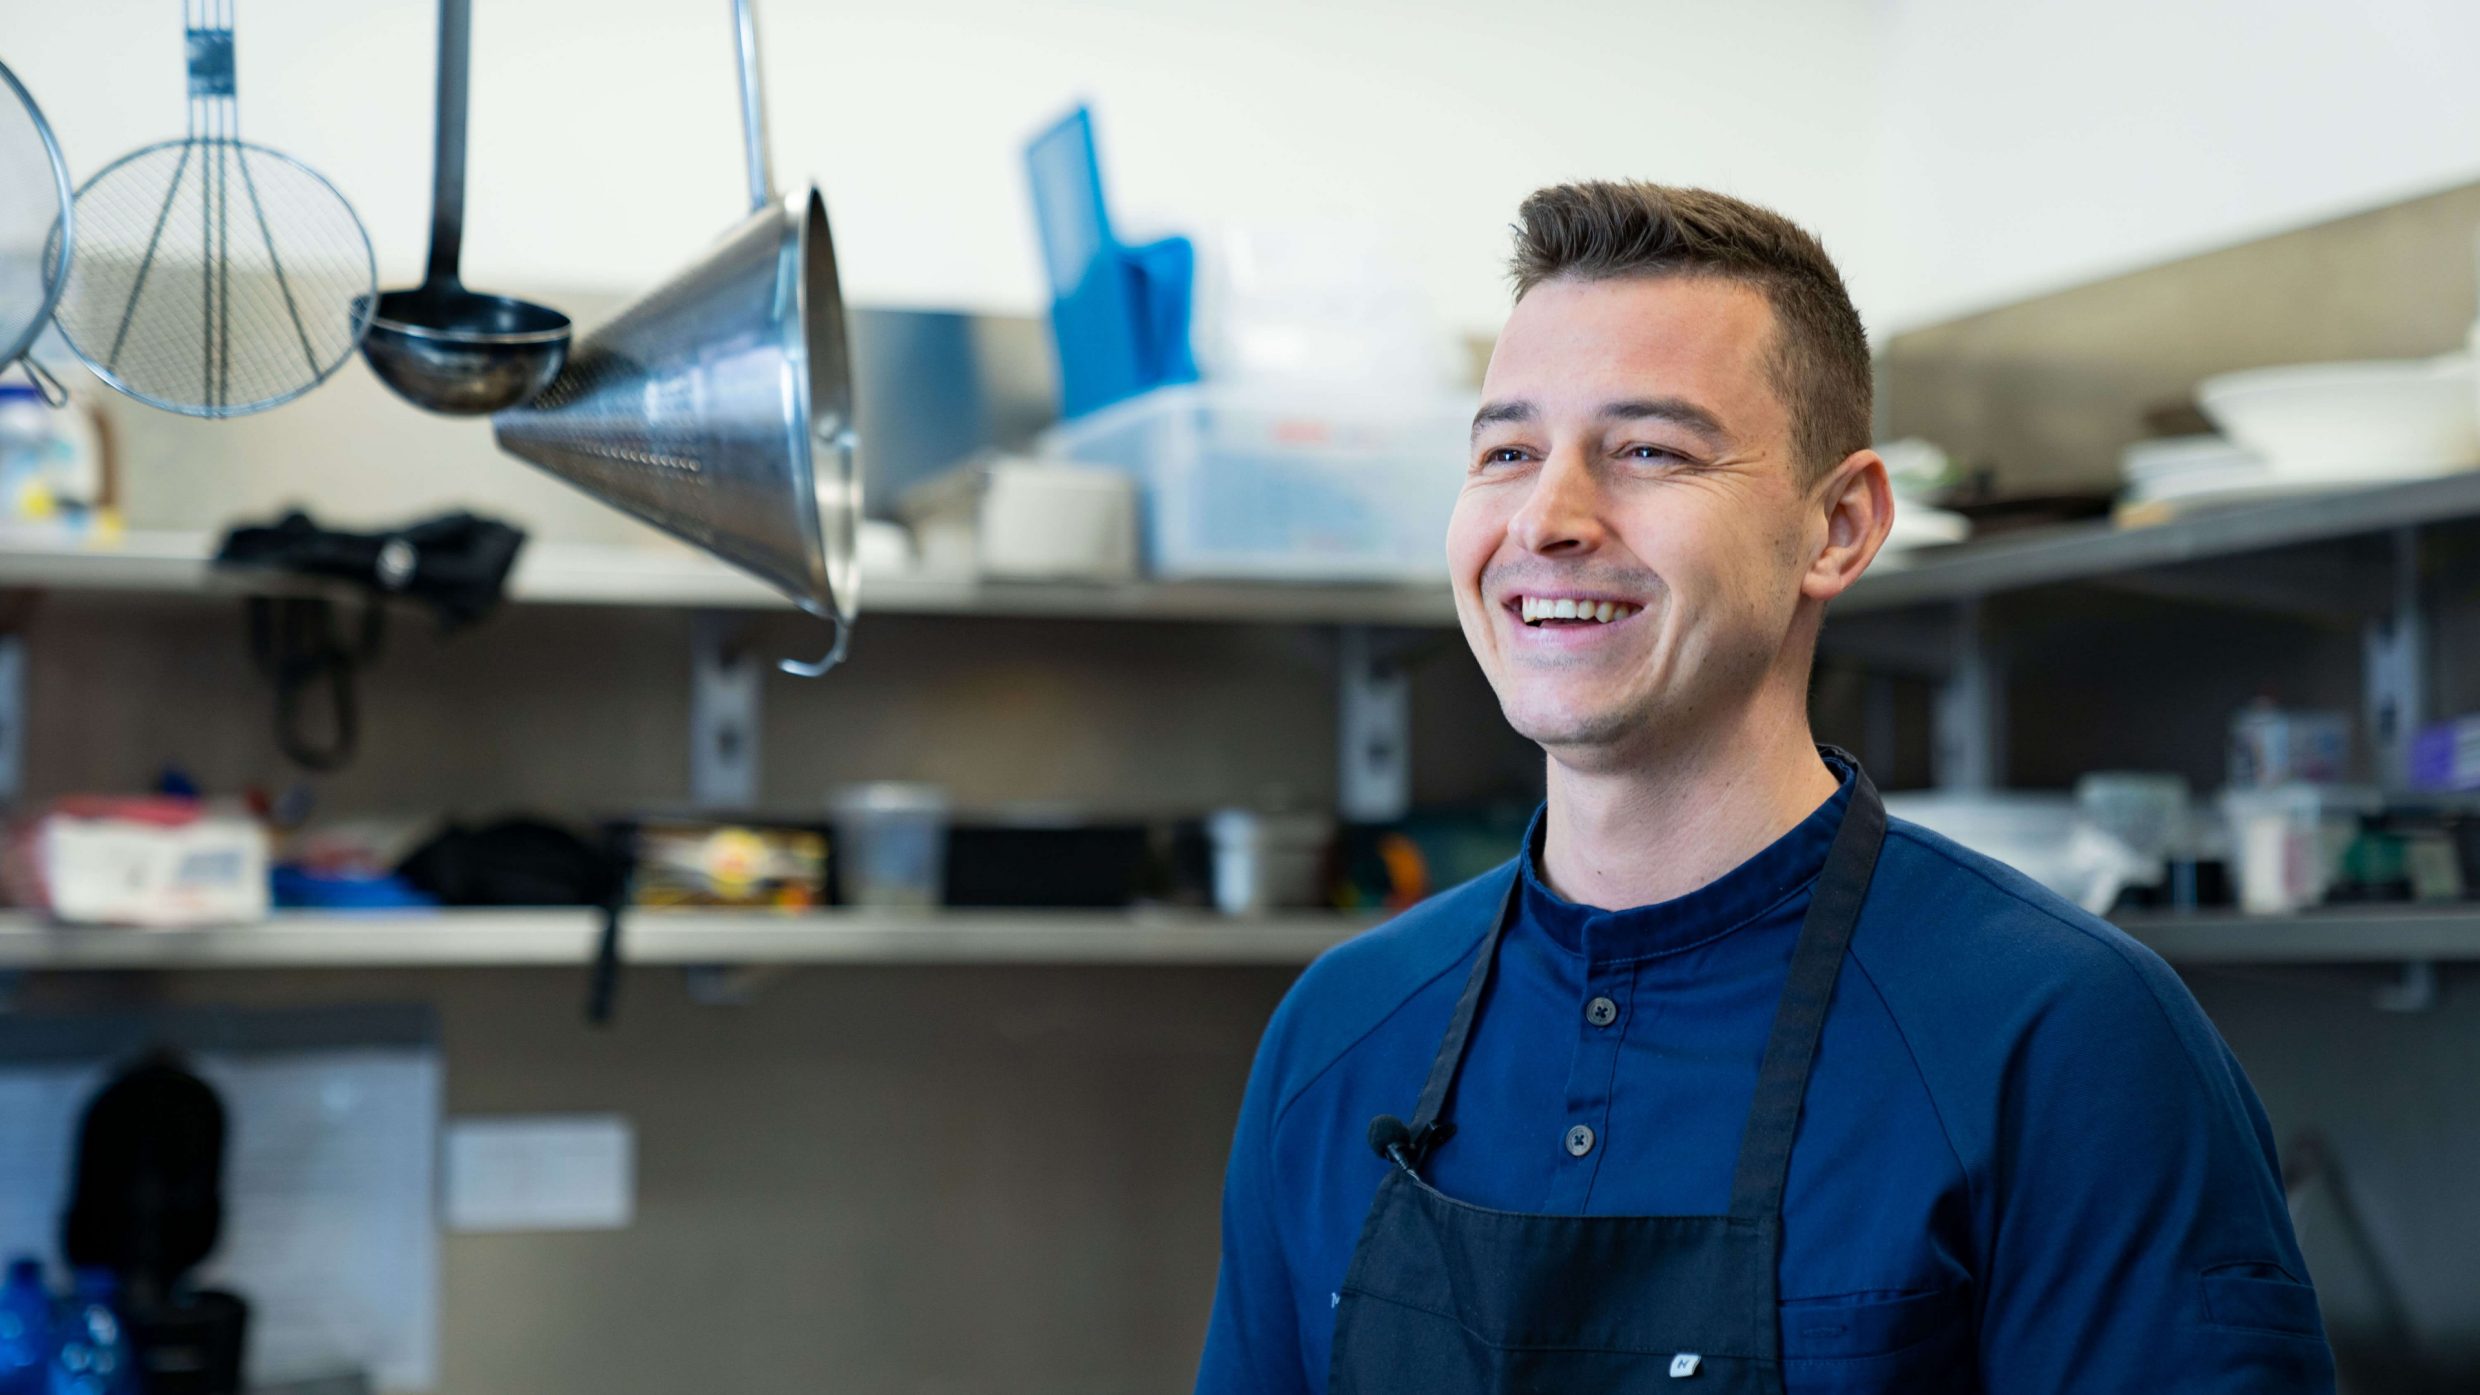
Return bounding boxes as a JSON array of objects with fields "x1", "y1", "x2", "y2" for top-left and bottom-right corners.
[
  {"x1": 776, "y1": 610, "x2": 850, "y2": 678},
  {"x1": 13, "y1": 355, "x2": 68, "y2": 407}
]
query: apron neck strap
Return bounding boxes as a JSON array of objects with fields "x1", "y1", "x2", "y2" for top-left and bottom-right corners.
[
  {"x1": 1403, "y1": 872, "x2": 1520, "y2": 1161},
  {"x1": 1726, "y1": 761, "x2": 1886, "y2": 1218}
]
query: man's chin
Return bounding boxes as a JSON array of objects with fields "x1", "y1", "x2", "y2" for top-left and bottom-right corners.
[{"x1": 1504, "y1": 701, "x2": 1655, "y2": 765}]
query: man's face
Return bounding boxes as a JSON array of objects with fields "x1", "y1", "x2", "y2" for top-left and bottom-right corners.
[{"x1": 1449, "y1": 274, "x2": 1826, "y2": 769}]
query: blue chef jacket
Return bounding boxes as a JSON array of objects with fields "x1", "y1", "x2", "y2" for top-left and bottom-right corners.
[{"x1": 1196, "y1": 765, "x2": 2337, "y2": 1394}]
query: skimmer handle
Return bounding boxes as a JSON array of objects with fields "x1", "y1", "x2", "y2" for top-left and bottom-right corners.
[{"x1": 731, "y1": 0, "x2": 773, "y2": 212}]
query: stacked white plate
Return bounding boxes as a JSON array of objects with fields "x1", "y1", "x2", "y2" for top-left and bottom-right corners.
[
  {"x1": 2119, "y1": 434, "x2": 2275, "y2": 507},
  {"x1": 1883, "y1": 500, "x2": 1972, "y2": 552},
  {"x1": 1873, "y1": 437, "x2": 1971, "y2": 552}
]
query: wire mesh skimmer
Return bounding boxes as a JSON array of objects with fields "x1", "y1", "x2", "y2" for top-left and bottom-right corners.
[
  {"x1": 0, "y1": 58, "x2": 73, "y2": 403},
  {"x1": 51, "y1": 0, "x2": 375, "y2": 418}
]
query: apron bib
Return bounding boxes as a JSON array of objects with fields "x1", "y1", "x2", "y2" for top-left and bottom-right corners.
[{"x1": 1329, "y1": 756, "x2": 1887, "y2": 1395}]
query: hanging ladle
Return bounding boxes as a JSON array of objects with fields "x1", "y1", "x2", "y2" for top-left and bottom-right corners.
[{"x1": 362, "y1": 0, "x2": 569, "y2": 414}]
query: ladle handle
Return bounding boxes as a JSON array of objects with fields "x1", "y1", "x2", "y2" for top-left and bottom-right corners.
[
  {"x1": 426, "y1": 0, "x2": 472, "y2": 286},
  {"x1": 732, "y1": 0, "x2": 773, "y2": 211}
]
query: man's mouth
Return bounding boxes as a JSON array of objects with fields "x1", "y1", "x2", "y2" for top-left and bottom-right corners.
[{"x1": 1510, "y1": 594, "x2": 1641, "y2": 627}]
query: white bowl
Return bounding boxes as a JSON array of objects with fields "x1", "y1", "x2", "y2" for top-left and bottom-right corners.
[{"x1": 2194, "y1": 355, "x2": 2480, "y2": 482}]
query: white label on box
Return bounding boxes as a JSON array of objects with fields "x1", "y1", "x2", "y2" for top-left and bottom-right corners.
[
  {"x1": 43, "y1": 814, "x2": 268, "y2": 926},
  {"x1": 442, "y1": 1114, "x2": 634, "y2": 1232}
]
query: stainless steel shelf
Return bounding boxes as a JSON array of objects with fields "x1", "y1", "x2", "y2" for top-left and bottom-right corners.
[
  {"x1": 2, "y1": 905, "x2": 2474, "y2": 972},
  {"x1": 0, "y1": 532, "x2": 1463, "y2": 627},
  {"x1": 2111, "y1": 907, "x2": 2480, "y2": 964},
  {"x1": 1841, "y1": 470, "x2": 2480, "y2": 614},
  {"x1": 0, "y1": 907, "x2": 1379, "y2": 970}
]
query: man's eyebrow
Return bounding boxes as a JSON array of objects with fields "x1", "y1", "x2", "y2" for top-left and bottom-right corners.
[
  {"x1": 1470, "y1": 400, "x2": 1535, "y2": 440},
  {"x1": 1468, "y1": 396, "x2": 1733, "y2": 445},
  {"x1": 1597, "y1": 397, "x2": 1729, "y2": 444}
]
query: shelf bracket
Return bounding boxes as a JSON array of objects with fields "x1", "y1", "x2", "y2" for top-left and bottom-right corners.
[
  {"x1": 2361, "y1": 528, "x2": 2429, "y2": 792},
  {"x1": 690, "y1": 612, "x2": 763, "y2": 809},
  {"x1": 1931, "y1": 600, "x2": 2003, "y2": 790},
  {"x1": 1338, "y1": 626, "x2": 1414, "y2": 822},
  {"x1": 2373, "y1": 959, "x2": 2439, "y2": 1014},
  {"x1": 0, "y1": 634, "x2": 22, "y2": 807},
  {"x1": 681, "y1": 963, "x2": 795, "y2": 1006}
]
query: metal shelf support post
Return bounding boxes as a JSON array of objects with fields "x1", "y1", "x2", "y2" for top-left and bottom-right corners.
[
  {"x1": 1932, "y1": 600, "x2": 2004, "y2": 790},
  {"x1": 1339, "y1": 625, "x2": 1413, "y2": 822},
  {"x1": 2362, "y1": 528, "x2": 2430, "y2": 792},
  {"x1": 0, "y1": 634, "x2": 22, "y2": 806},
  {"x1": 690, "y1": 611, "x2": 762, "y2": 809}
]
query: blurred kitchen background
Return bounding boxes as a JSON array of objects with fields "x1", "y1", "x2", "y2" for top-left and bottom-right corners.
[{"x1": 4, "y1": 0, "x2": 2480, "y2": 1392}]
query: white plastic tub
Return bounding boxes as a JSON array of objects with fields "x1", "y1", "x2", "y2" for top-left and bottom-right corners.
[{"x1": 1038, "y1": 383, "x2": 1473, "y2": 582}]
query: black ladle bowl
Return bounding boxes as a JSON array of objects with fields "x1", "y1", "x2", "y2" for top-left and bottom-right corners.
[
  {"x1": 363, "y1": 284, "x2": 568, "y2": 416},
  {"x1": 361, "y1": 0, "x2": 569, "y2": 416}
]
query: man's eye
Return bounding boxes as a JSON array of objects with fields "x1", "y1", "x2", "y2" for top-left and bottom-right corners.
[
  {"x1": 1622, "y1": 444, "x2": 1684, "y2": 464},
  {"x1": 1478, "y1": 447, "x2": 1529, "y2": 466}
]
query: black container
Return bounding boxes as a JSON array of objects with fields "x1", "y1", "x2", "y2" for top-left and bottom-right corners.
[
  {"x1": 942, "y1": 821, "x2": 1156, "y2": 908},
  {"x1": 129, "y1": 1290, "x2": 249, "y2": 1395}
]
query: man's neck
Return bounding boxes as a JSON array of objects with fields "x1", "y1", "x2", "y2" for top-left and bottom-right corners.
[{"x1": 1539, "y1": 707, "x2": 1839, "y2": 912}]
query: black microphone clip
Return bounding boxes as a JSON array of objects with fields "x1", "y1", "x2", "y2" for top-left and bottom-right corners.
[
  {"x1": 1368, "y1": 1115, "x2": 1452, "y2": 1175},
  {"x1": 1368, "y1": 1114, "x2": 1413, "y2": 1165}
]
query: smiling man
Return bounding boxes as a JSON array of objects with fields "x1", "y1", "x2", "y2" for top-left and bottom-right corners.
[{"x1": 1193, "y1": 183, "x2": 2336, "y2": 1394}]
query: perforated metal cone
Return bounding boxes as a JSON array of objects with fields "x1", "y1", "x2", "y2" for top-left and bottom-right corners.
[{"x1": 493, "y1": 188, "x2": 857, "y2": 623}]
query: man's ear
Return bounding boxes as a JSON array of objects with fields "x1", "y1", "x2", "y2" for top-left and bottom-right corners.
[{"x1": 1801, "y1": 450, "x2": 1893, "y2": 603}]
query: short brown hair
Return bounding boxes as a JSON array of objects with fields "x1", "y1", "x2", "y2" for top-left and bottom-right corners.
[{"x1": 1509, "y1": 181, "x2": 1872, "y2": 478}]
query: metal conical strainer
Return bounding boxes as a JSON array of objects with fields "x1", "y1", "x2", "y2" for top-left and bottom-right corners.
[
  {"x1": 0, "y1": 58, "x2": 72, "y2": 403},
  {"x1": 51, "y1": 0, "x2": 376, "y2": 418},
  {"x1": 492, "y1": 0, "x2": 858, "y2": 676}
]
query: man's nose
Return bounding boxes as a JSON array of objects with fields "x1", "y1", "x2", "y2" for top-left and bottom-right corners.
[{"x1": 1508, "y1": 447, "x2": 1606, "y2": 557}]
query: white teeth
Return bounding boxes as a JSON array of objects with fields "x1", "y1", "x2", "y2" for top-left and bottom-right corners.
[{"x1": 1515, "y1": 596, "x2": 1639, "y2": 624}]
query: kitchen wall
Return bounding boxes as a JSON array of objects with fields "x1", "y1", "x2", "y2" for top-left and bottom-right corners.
[
  {"x1": 2, "y1": 0, "x2": 1890, "y2": 334},
  {"x1": 1876, "y1": 0, "x2": 2480, "y2": 329},
  {"x1": 18, "y1": 0, "x2": 2478, "y2": 342}
]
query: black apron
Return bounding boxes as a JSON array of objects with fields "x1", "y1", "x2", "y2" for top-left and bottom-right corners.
[{"x1": 1329, "y1": 759, "x2": 1886, "y2": 1394}]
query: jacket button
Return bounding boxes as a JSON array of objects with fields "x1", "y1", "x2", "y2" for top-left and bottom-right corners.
[
  {"x1": 1565, "y1": 1124, "x2": 1595, "y2": 1157},
  {"x1": 1585, "y1": 996, "x2": 1619, "y2": 1028}
]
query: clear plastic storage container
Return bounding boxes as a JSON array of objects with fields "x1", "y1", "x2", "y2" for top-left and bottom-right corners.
[{"x1": 1038, "y1": 383, "x2": 1472, "y2": 582}]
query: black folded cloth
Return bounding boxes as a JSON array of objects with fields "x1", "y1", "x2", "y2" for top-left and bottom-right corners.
[
  {"x1": 213, "y1": 508, "x2": 525, "y2": 627},
  {"x1": 397, "y1": 817, "x2": 629, "y2": 907}
]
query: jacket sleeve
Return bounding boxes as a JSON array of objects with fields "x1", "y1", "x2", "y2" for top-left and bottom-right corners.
[
  {"x1": 1975, "y1": 952, "x2": 2337, "y2": 1394},
  {"x1": 1194, "y1": 1001, "x2": 1311, "y2": 1395}
]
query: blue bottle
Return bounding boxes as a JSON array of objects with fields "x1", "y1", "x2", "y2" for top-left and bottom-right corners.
[
  {"x1": 0, "y1": 1259, "x2": 50, "y2": 1395},
  {"x1": 46, "y1": 1270, "x2": 131, "y2": 1395}
]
